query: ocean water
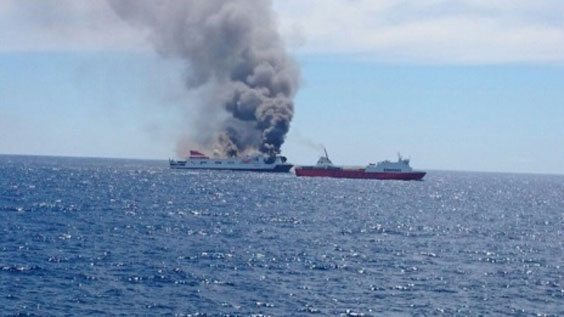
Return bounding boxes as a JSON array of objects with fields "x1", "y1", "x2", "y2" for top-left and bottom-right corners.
[{"x1": 1, "y1": 155, "x2": 563, "y2": 316}]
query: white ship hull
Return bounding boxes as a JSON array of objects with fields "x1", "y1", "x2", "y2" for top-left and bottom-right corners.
[{"x1": 169, "y1": 151, "x2": 292, "y2": 173}]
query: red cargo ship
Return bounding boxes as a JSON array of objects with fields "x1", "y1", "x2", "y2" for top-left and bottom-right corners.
[{"x1": 295, "y1": 149, "x2": 425, "y2": 181}]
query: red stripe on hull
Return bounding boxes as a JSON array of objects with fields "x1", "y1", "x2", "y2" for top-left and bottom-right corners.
[{"x1": 295, "y1": 168, "x2": 425, "y2": 180}]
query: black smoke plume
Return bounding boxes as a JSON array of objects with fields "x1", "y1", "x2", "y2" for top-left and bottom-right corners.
[{"x1": 107, "y1": 0, "x2": 300, "y2": 157}]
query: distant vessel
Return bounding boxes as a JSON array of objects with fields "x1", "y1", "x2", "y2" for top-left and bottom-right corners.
[
  {"x1": 295, "y1": 149, "x2": 426, "y2": 180},
  {"x1": 169, "y1": 150, "x2": 293, "y2": 173}
]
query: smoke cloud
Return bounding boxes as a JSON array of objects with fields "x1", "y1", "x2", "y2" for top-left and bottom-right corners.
[{"x1": 107, "y1": 0, "x2": 300, "y2": 157}]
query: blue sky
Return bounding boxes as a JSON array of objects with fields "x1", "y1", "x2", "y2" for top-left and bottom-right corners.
[
  {"x1": 288, "y1": 57, "x2": 564, "y2": 172},
  {"x1": 1, "y1": 1, "x2": 563, "y2": 174}
]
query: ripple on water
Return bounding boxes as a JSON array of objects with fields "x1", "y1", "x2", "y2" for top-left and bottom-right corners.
[{"x1": 0, "y1": 156, "x2": 563, "y2": 315}]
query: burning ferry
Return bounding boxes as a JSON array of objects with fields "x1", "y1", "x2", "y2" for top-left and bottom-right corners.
[
  {"x1": 169, "y1": 150, "x2": 293, "y2": 173},
  {"x1": 295, "y1": 149, "x2": 426, "y2": 180}
]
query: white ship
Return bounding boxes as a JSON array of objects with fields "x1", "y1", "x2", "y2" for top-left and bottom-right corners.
[{"x1": 169, "y1": 150, "x2": 293, "y2": 173}]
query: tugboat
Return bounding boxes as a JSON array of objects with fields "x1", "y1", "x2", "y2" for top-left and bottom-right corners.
[
  {"x1": 295, "y1": 149, "x2": 426, "y2": 180},
  {"x1": 169, "y1": 150, "x2": 293, "y2": 173}
]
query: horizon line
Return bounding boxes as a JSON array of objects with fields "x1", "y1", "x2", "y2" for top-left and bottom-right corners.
[{"x1": 1, "y1": 152, "x2": 562, "y2": 177}]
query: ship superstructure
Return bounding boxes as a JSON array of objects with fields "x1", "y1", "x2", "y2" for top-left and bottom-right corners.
[{"x1": 169, "y1": 150, "x2": 293, "y2": 173}]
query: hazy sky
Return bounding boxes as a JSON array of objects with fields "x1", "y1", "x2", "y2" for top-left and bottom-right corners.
[{"x1": 1, "y1": 0, "x2": 563, "y2": 174}]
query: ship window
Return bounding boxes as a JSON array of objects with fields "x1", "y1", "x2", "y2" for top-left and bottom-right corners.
[
  {"x1": 200, "y1": 161, "x2": 207, "y2": 165},
  {"x1": 227, "y1": 161, "x2": 235, "y2": 164}
]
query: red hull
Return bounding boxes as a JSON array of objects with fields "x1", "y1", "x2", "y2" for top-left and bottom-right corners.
[{"x1": 295, "y1": 168, "x2": 425, "y2": 180}]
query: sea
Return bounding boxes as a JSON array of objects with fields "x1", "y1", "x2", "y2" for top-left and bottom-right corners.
[{"x1": 1, "y1": 155, "x2": 563, "y2": 316}]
